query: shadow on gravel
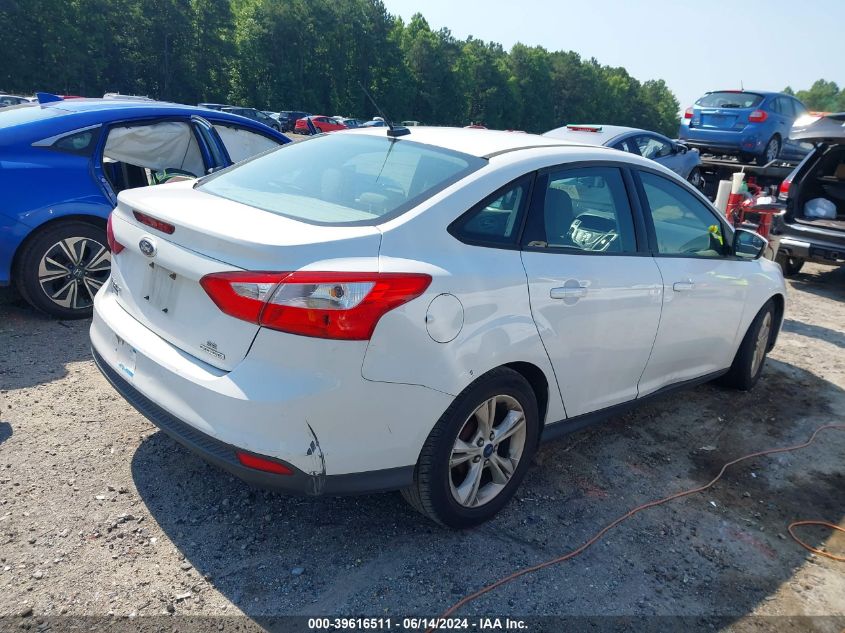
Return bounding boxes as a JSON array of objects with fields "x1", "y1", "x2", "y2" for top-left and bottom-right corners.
[
  {"x1": 0, "y1": 296, "x2": 92, "y2": 390},
  {"x1": 782, "y1": 318, "x2": 845, "y2": 349},
  {"x1": 130, "y1": 358, "x2": 845, "y2": 624},
  {"x1": 788, "y1": 264, "x2": 845, "y2": 301},
  {"x1": 0, "y1": 421, "x2": 11, "y2": 445}
]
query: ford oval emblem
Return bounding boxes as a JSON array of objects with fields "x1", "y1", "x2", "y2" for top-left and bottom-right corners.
[{"x1": 139, "y1": 238, "x2": 156, "y2": 258}]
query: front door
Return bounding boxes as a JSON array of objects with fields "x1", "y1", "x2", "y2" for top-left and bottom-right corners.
[
  {"x1": 520, "y1": 165, "x2": 664, "y2": 418},
  {"x1": 634, "y1": 170, "x2": 749, "y2": 395}
]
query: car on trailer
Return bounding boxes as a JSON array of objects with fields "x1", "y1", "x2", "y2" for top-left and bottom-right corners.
[
  {"x1": 543, "y1": 124, "x2": 705, "y2": 190},
  {"x1": 679, "y1": 90, "x2": 811, "y2": 166},
  {"x1": 772, "y1": 113, "x2": 845, "y2": 275},
  {"x1": 0, "y1": 96, "x2": 290, "y2": 318}
]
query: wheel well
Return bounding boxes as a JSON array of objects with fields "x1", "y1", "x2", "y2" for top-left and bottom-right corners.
[
  {"x1": 504, "y1": 361, "x2": 550, "y2": 426},
  {"x1": 768, "y1": 293, "x2": 785, "y2": 351},
  {"x1": 10, "y1": 214, "x2": 107, "y2": 280}
]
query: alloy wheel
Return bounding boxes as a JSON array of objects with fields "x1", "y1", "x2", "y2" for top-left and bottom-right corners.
[
  {"x1": 751, "y1": 312, "x2": 772, "y2": 377},
  {"x1": 449, "y1": 395, "x2": 527, "y2": 508},
  {"x1": 38, "y1": 237, "x2": 111, "y2": 310}
]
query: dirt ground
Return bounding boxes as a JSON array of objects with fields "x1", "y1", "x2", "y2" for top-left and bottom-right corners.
[{"x1": 1, "y1": 263, "x2": 844, "y2": 631}]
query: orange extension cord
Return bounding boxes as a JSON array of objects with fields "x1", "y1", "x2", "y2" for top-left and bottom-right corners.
[{"x1": 430, "y1": 423, "x2": 845, "y2": 629}]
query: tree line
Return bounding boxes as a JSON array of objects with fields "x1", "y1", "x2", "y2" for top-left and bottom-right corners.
[
  {"x1": 5, "y1": 0, "x2": 681, "y2": 134},
  {"x1": 784, "y1": 80, "x2": 845, "y2": 113}
]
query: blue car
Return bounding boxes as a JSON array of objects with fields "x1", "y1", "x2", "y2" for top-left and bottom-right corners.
[
  {"x1": 0, "y1": 97, "x2": 289, "y2": 318},
  {"x1": 678, "y1": 90, "x2": 811, "y2": 166}
]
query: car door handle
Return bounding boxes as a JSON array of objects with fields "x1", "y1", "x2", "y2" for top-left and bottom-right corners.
[
  {"x1": 672, "y1": 280, "x2": 695, "y2": 292},
  {"x1": 550, "y1": 286, "x2": 587, "y2": 299}
]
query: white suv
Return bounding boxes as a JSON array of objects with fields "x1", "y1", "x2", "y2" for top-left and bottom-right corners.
[{"x1": 91, "y1": 127, "x2": 786, "y2": 527}]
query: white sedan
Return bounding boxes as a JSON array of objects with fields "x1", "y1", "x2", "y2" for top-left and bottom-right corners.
[{"x1": 91, "y1": 127, "x2": 786, "y2": 527}]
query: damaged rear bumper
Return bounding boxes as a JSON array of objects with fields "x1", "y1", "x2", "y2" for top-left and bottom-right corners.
[{"x1": 93, "y1": 346, "x2": 413, "y2": 495}]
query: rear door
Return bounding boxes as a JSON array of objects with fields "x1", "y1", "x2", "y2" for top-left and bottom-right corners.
[
  {"x1": 634, "y1": 170, "x2": 748, "y2": 394},
  {"x1": 520, "y1": 164, "x2": 664, "y2": 417}
]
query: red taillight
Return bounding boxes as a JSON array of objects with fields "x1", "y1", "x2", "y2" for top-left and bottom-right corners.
[
  {"x1": 106, "y1": 213, "x2": 124, "y2": 254},
  {"x1": 779, "y1": 176, "x2": 792, "y2": 200},
  {"x1": 236, "y1": 451, "x2": 294, "y2": 475},
  {"x1": 200, "y1": 271, "x2": 432, "y2": 340},
  {"x1": 684, "y1": 107, "x2": 693, "y2": 119},
  {"x1": 133, "y1": 210, "x2": 175, "y2": 234},
  {"x1": 748, "y1": 110, "x2": 768, "y2": 123}
]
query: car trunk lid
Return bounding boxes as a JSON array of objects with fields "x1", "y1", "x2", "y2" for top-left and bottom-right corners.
[{"x1": 108, "y1": 181, "x2": 381, "y2": 371}]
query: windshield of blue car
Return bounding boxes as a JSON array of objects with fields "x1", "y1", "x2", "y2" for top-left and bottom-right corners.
[
  {"x1": 695, "y1": 92, "x2": 764, "y2": 109},
  {"x1": 0, "y1": 104, "x2": 64, "y2": 129},
  {"x1": 199, "y1": 133, "x2": 486, "y2": 226}
]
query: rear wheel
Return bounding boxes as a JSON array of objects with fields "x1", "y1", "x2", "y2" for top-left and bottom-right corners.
[
  {"x1": 757, "y1": 136, "x2": 780, "y2": 166},
  {"x1": 401, "y1": 368, "x2": 540, "y2": 528},
  {"x1": 776, "y1": 252, "x2": 804, "y2": 276},
  {"x1": 719, "y1": 300, "x2": 775, "y2": 391},
  {"x1": 14, "y1": 220, "x2": 110, "y2": 319}
]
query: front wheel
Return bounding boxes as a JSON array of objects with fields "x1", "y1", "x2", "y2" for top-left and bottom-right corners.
[
  {"x1": 687, "y1": 166, "x2": 704, "y2": 190},
  {"x1": 14, "y1": 220, "x2": 111, "y2": 319},
  {"x1": 718, "y1": 300, "x2": 776, "y2": 391},
  {"x1": 401, "y1": 368, "x2": 540, "y2": 528}
]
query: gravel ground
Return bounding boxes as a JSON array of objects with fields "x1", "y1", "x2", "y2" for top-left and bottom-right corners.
[{"x1": 1, "y1": 263, "x2": 844, "y2": 631}]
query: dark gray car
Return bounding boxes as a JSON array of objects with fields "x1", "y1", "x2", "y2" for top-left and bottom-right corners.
[{"x1": 543, "y1": 124, "x2": 704, "y2": 190}]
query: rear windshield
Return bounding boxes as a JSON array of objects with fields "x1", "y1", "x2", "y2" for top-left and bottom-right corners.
[
  {"x1": 0, "y1": 104, "x2": 64, "y2": 129},
  {"x1": 199, "y1": 133, "x2": 485, "y2": 225},
  {"x1": 696, "y1": 92, "x2": 764, "y2": 109}
]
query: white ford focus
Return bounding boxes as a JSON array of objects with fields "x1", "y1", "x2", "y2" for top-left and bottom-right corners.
[{"x1": 91, "y1": 127, "x2": 786, "y2": 527}]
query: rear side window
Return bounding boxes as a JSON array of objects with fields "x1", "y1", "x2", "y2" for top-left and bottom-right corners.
[
  {"x1": 521, "y1": 166, "x2": 637, "y2": 253},
  {"x1": 52, "y1": 128, "x2": 101, "y2": 155},
  {"x1": 199, "y1": 134, "x2": 485, "y2": 225},
  {"x1": 696, "y1": 92, "x2": 763, "y2": 109},
  {"x1": 449, "y1": 178, "x2": 530, "y2": 246}
]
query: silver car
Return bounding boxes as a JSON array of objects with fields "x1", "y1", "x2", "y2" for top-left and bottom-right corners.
[{"x1": 543, "y1": 124, "x2": 704, "y2": 190}]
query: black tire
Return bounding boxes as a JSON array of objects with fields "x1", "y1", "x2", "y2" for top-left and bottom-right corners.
[
  {"x1": 776, "y1": 253, "x2": 804, "y2": 276},
  {"x1": 739, "y1": 152, "x2": 755, "y2": 164},
  {"x1": 718, "y1": 300, "x2": 776, "y2": 391},
  {"x1": 756, "y1": 136, "x2": 781, "y2": 166},
  {"x1": 14, "y1": 220, "x2": 110, "y2": 319},
  {"x1": 687, "y1": 167, "x2": 704, "y2": 190},
  {"x1": 401, "y1": 367, "x2": 540, "y2": 528}
]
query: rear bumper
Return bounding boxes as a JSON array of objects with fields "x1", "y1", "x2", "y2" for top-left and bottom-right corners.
[
  {"x1": 776, "y1": 221, "x2": 845, "y2": 264},
  {"x1": 90, "y1": 286, "x2": 451, "y2": 493},
  {"x1": 92, "y1": 346, "x2": 412, "y2": 495},
  {"x1": 678, "y1": 127, "x2": 763, "y2": 155}
]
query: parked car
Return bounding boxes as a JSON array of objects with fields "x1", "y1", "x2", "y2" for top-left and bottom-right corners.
[
  {"x1": 402, "y1": 120, "x2": 422, "y2": 127},
  {"x1": 360, "y1": 117, "x2": 387, "y2": 128},
  {"x1": 544, "y1": 124, "x2": 704, "y2": 189},
  {"x1": 197, "y1": 102, "x2": 228, "y2": 111},
  {"x1": 294, "y1": 115, "x2": 346, "y2": 134},
  {"x1": 333, "y1": 117, "x2": 361, "y2": 128},
  {"x1": 221, "y1": 106, "x2": 281, "y2": 132},
  {"x1": 679, "y1": 90, "x2": 811, "y2": 166},
  {"x1": 0, "y1": 94, "x2": 33, "y2": 107},
  {"x1": 91, "y1": 127, "x2": 785, "y2": 528},
  {"x1": 0, "y1": 97, "x2": 290, "y2": 318},
  {"x1": 278, "y1": 110, "x2": 310, "y2": 132},
  {"x1": 772, "y1": 112, "x2": 845, "y2": 275}
]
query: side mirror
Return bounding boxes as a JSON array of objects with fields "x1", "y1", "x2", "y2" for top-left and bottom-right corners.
[
  {"x1": 733, "y1": 228, "x2": 767, "y2": 260},
  {"x1": 673, "y1": 143, "x2": 688, "y2": 154}
]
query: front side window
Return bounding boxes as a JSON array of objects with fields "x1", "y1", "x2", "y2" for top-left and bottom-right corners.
[
  {"x1": 522, "y1": 166, "x2": 637, "y2": 253},
  {"x1": 639, "y1": 171, "x2": 727, "y2": 258},
  {"x1": 449, "y1": 178, "x2": 529, "y2": 246},
  {"x1": 633, "y1": 135, "x2": 672, "y2": 160},
  {"x1": 199, "y1": 134, "x2": 485, "y2": 225}
]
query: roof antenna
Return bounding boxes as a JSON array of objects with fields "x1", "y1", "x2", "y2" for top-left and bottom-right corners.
[
  {"x1": 740, "y1": 79, "x2": 744, "y2": 90},
  {"x1": 358, "y1": 81, "x2": 410, "y2": 138}
]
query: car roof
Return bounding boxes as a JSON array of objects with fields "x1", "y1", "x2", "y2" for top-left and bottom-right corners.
[
  {"x1": 0, "y1": 99, "x2": 288, "y2": 141},
  {"x1": 344, "y1": 126, "x2": 596, "y2": 158},
  {"x1": 542, "y1": 124, "x2": 646, "y2": 146},
  {"x1": 704, "y1": 89, "x2": 783, "y2": 97}
]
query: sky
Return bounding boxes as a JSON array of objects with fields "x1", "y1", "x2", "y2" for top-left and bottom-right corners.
[{"x1": 380, "y1": 0, "x2": 844, "y2": 111}]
